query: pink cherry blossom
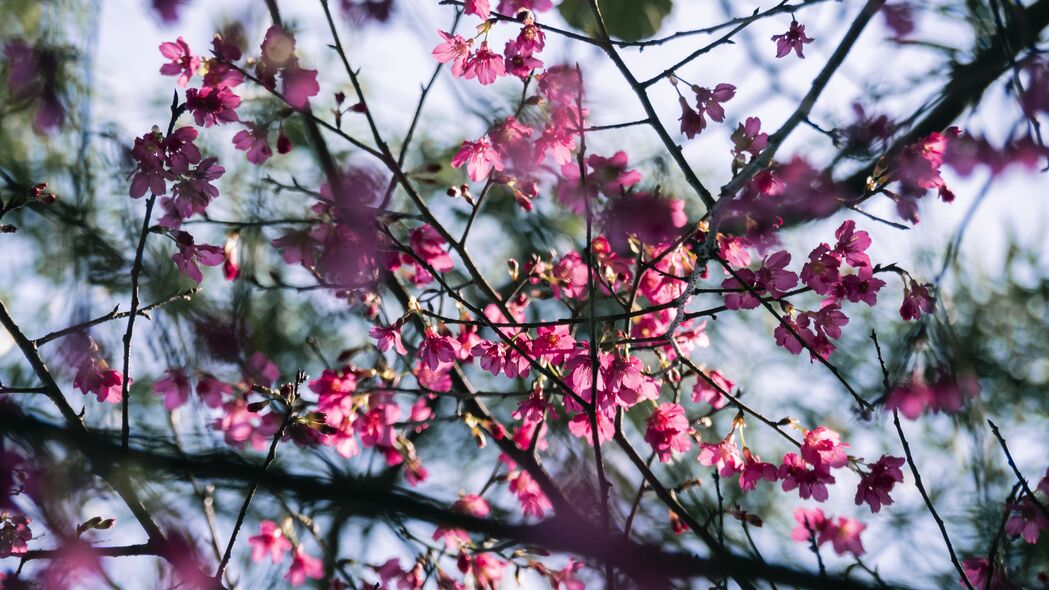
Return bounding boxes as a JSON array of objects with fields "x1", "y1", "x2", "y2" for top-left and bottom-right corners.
[
  {"x1": 232, "y1": 123, "x2": 272, "y2": 165},
  {"x1": 248, "y1": 520, "x2": 292, "y2": 563},
  {"x1": 1005, "y1": 497, "x2": 1049, "y2": 544},
  {"x1": 779, "y1": 452, "x2": 835, "y2": 501},
  {"x1": 516, "y1": 22, "x2": 546, "y2": 55},
  {"x1": 801, "y1": 243, "x2": 841, "y2": 294},
  {"x1": 692, "y1": 83, "x2": 735, "y2": 123},
  {"x1": 698, "y1": 435, "x2": 744, "y2": 477},
  {"x1": 171, "y1": 231, "x2": 225, "y2": 283},
  {"x1": 587, "y1": 151, "x2": 642, "y2": 196},
  {"x1": 463, "y1": 41, "x2": 505, "y2": 85},
  {"x1": 499, "y1": 0, "x2": 554, "y2": 12},
  {"x1": 282, "y1": 65, "x2": 320, "y2": 109},
  {"x1": 772, "y1": 20, "x2": 814, "y2": 58},
  {"x1": 464, "y1": 0, "x2": 491, "y2": 19},
  {"x1": 900, "y1": 279, "x2": 935, "y2": 320},
  {"x1": 692, "y1": 370, "x2": 734, "y2": 410},
  {"x1": 791, "y1": 507, "x2": 829, "y2": 543},
  {"x1": 409, "y1": 224, "x2": 455, "y2": 273},
  {"x1": 830, "y1": 266, "x2": 886, "y2": 307},
  {"x1": 503, "y1": 39, "x2": 543, "y2": 79},
  {"x1": 432, "y1": 31, "x2": 473, "y2": 78},
  {"x1": 603, "y1": 192, "x2": 687, "y2": 248},
  {"x1": 739, "y1": 448, "x2": 779, "y2": 491},
  {"x1": 678, "y1": 97, "x2": 705, "y2": 138},
  {"x1": 0, "y1": 513, "x2": 32, "y2": 558},
  {"x1": 370, "y1": 323, "x2": 408, "y2": 355},
  {"x1": 855, "y1": 455, "x2": 905, "y2": 513},
  {"x1": 154, "y1": 368, "x2": 191, "y2": 411},
  {"x1": 285, "y1": 547, "x2": 324, "y2": 586},
  {"x1": 733, "y1": 116, "x2": 768, "y2": 153},
  {"x1": 196, "y1": 375, "x2": 232, "y2": 409},
  {"x1": 73, "y1": 362, "x2": 125, "y2": 403},
  {"x1": 832, "y1": 220, "x2": 872, "y2": 268},
  {"x1": 754, "y1": 251, "x2": 799, "y2": 297},
  {"x1": 419, "y1": 328, "x2": 462, "y2": 370},
  {"x1": 801, "y1": 426, "x2": 850, "y2": 470},
  {"x1": 158, "y1": 37, "x2": 200, "y2": 88},
  {"x1": 451, "y1": 135, "x2": 504, "y2": 181},
  {"x1": 507, "y1": 469, "x2": 552, "y2": 517},
  {"x1": 644, "y1": 403, "x2": 693, "y2": 462},
  {"x1": 185, "y1": 85, "x2": 240, "y2": 127}
]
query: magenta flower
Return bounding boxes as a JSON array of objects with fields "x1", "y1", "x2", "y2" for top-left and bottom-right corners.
[
  {"x1": 855, "y1": 455, "x2": 905, "y2": 513},
  {"x1": 463, "y1": 41, "x2": 506, "y2": 85},
  {"x1": 791, "y1": 507, "x2": 828, "y2": 542},
  {"x1": 603, "y1": 192, "x2": 688, "y2": 248},
  {"x1": 516, "y1": 22, "x2": 546, "y2": 55},
  {"x1": 779, "y1": 452, "x2": 835, "y2": 501},
  {"x1": 900, "y1": 279, "x2": 935, "y2": 320},
  {"x1": 824, "y1": 516, "x2": 867, "y2": 556},
  {"x1": 692, "y1": 83, "x2": 736, "y2": 123},
  {"x1": 369, "y1": 323, "x2": 408, "y2": 355},
  {"x1": 282, "y1": 65, "x2": 320, "y2": 109},
  {"x1": 158, "y1": 37, "x2": 200, "y2": 88},
  {"x1": 587, "y1": 151, "x2": 642, "y2": 196},
  {"x1": 73, "y1": 362, "x2": 125, "y2": 403},
  {"x1": 831, "y1": 266, "x2": 886, "y2": 307},
  {"x1": 731, "y1": 116, "x2": 769, "y2": 161},
  {"x1": 154, "y1": 368, "x2": 191, "y2": 411},
  {"x1": 452, "y1": 135, "x2": 504, "y2": 181},
  {"x1": 754, "y1": 251, "x2": 799, "y2": 297},
  {"x1": 196, "y1": 375, "x2": 231, "y2": 409},
  {"x1": 499, "y1": 0, "x2": 554, "y2": 12},
  {"x1": 409, "y1": 224, "x2": 454, "y2": 272},
  {"x1": 679, "y1": 97, "x2": 705, "y2": 139},
  {"x1": 170, "y1": 157, "x2": 224, "y2": 220},
  {"x1": 739, "y1": 448, "x2": 779, "y2": 491},
  {"x1": 644, "y1": 403, "x2": 693, "y2": 463},
  {"x1": 162, "y1": 126, "x2": 202, "y2": 174},
  {"x1": 285, "y1": 547, "x2": 324, "y2": 586},
  {"x1": 832, "y1": 220, "x2": 872, "y2": 268},
  {"x1": 772, "y1": 20, "x2": 815, "y2": 58},
  {"x1": 1005, "y1": 497, "x2": 1049, "y2": 544},
  {"x1": 432, "y1": 30, "x2": 473, "y2": 78},
  {"x1": 248, "y1": 520, "x2": 292, "y2": 563},
  {"x1": 604, "y1": 353, "x2": 658, "y2": 407},
  {"x1": 503, "y1": 39, "x2": 543, "y2": 79},
  {"x1": 722, "y1": 269, "x2": 760, "y2": 310},
  {"x1": 801, "y1": 243, "x2": 841, "y2": 294},
  {"x1": 185, "y1": 85, "x2": 241, "y2": 127},
  {"x1": 464, "y1": 0, "x2": 491, "y2": 19},
  {"x1": 171, "y1": 231, "x2": 225, "y2": 283},
  {"x1": 129, "y1": 130, "x2": 171, "y2": 198},
  {"x1": 0, "y1": 513, "x2": 32, "y2": 558},
  {"x1": 801, "y1": 426, "x2": 850, "y2": 470},
  {"x1": 692, "y1": 370, "x2": 734, "y2": 410},
  {"x1": 791, "y1": 509, "x2": 866, "y2": 556},
  {"x1": 419, "y1": 328, "x2": 462, "y2": 370},
  {"x1": 698, "y1": 435, "x2": 744, "y2": 477},
  {"x1": 232, "y1": 124, "x2": 273, "y2": 165}
]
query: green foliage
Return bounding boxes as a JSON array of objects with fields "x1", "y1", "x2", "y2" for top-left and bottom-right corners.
[{"x1": 558, "y1": 0, "x2": 673, "y2": 42}]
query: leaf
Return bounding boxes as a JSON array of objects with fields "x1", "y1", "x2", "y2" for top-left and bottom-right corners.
[{"x1": 558, "y1": 0, "x2": 673, "y2": 42}]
